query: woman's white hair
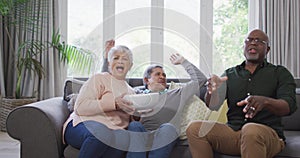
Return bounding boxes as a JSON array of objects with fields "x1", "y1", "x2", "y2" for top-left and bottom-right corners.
[{"x1": 107, "y1": 45, "x2": 133, "y2": 63}]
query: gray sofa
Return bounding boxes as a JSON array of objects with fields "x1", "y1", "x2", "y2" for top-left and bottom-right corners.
[{"x1": 6, "y1": 78, "x2": 300, "y2": 158}]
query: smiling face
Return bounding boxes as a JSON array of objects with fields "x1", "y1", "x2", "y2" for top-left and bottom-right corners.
[
  {"x1": 108, "y1": 46, "x2": 133, "y2": 80},
  {"x1": 243, "y1": 29, "x2": 270, "y2": 64}
]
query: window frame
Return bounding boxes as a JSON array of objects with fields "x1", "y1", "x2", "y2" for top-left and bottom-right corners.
[{"x1": 63, "y1": 0, "x2": 251, "y2": 78}]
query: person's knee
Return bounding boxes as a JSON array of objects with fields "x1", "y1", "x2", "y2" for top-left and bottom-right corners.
[
  {"x1": 241, "y1": 123, "x2": 262, "y2": 143},
  {"x1": 186, "y1": 121, "x2": 203, "y2": 138},
  {"x1": 241, "y1": 123, "x2": 260, "y2": 134},
  {"x1": 160, "y1": 123, "x2": 176, "y2": 131},
  {"x1": 157, "y1": 123, "x2": 178, "y2": 136}
]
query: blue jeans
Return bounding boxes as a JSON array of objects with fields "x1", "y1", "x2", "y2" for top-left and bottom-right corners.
[
  {"x1": 64, "y1": 120, "x2": 129, "y2": 158},
  {"x1": 126, "y1": 121, "x2": 179, "y2": 158}
]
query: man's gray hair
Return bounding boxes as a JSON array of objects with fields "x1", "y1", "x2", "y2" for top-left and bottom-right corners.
[{"x1": 143, "y1": 64, "x2": 164, "y2": 87}]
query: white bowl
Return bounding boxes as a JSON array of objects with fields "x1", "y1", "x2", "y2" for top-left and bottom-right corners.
[{"x1": 124, "y1": 93, "x2": 160, "y2": 110}]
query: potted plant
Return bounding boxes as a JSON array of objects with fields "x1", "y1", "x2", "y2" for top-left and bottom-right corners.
[{"x1": 0, "y1": 0, "x2": 94, "y2": 131}]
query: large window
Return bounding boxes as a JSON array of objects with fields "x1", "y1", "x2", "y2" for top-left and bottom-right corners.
[
  {"x1": 115, "y1": 0, "x2": 151, "y2": 78},
  {"x1": 213, "y1": 0, "x2": 248, "y2": 75},
  {"x1": 163, "y1": 0, "x2": 201, "y2": 78},
  {"x1": 67, "y1": 0, "x2": 103, "y2": 77},
  {"x1": 66, "y1": 0, "x2": 248, "y2": 78}
]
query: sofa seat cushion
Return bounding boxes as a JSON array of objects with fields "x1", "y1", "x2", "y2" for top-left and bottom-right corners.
[
  {"x1": 171, "y1": 141, "x2": 192, "y2": 158},
  {"x1": 277, "y1": 131, "x2": 300, "y2": 157},
  {"x1": 64, "y1": 145, "x2": 79, "y2": 158}
]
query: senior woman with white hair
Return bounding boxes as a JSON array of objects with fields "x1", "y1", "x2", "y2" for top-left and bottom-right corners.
[{"x1": 63, "y1": 45, "x2": 136, "y2": 158}]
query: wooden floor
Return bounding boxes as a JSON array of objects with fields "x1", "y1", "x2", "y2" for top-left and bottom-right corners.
[{"x1": 0, "y1": 131, "x2": 20, "y2": 158}]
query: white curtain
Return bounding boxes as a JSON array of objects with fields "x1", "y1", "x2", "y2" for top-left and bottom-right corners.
[
  {"x1": 38, "y1": 0, "x2": 67, "y2": 100},
  {"x1": 249, "y1": 0, "x2": 300, "y2": 78},
  {"x1": 0, "y1": 38, "x2": 5, "y2": 97},
  {"x1": 0, "y1": 0, "x2": 66, "y2": 99}
]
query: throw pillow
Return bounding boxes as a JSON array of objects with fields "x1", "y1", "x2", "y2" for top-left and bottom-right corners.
[
  {"x1": 66, "y1": 93, "x2": 78, "y2": 112},
  {"x1": 63, "y1": 78, "x2": 85, "y2": 101},
  {"x1": 63, "y1": 79, "x2": 85, "y2": 112},
  {"x1": 207, "y1": 100, "x2": 228, "y2": 123},
  {"x1": 169, "y1": 81, "x2": 212, "y2": 140}
]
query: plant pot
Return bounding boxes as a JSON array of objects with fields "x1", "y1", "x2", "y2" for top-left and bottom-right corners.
[{"x1": 0, "y1": 97, "x2": 37, "y2": 132}]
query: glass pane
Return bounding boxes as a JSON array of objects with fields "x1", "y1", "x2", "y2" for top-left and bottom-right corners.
[
  {"x1": 164, "y1": 0, "x2": 200, "y2": 78},
  {"x1": 163, "y1": 32, "x2": 200, "y2": 79},
  {"x1": 116, "y1": 29, "x2": 151, "y2": 78},
  {"x1": 116, "y1": 0, "x2": 151, "y2": 78},
  {"x1": 213, "y1": 0, "x2": 248, "y2": 75},
  {"x1": 68, "y1": 0, "x2": 103, "y2": 77},
  {"x1": 116, "y1": 0, "x2": 150, "y2": 14},
  {"x1": 165, "y1": 0, "x2": 200, "y2": 23}
]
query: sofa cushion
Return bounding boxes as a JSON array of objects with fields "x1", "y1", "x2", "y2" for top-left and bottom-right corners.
[
  {"x1": 169, "y1": 81, "x2": 212, "y2": 140},
  {"x1": 277, "y1": 131, "x2": 300, "y2": 157},
  {"x1": 207, "y1": 101, "x2": 228, "y2": 123},
  {"x1": 63, "y1": 79, "x2": 85, "y2": 102},
  {"x1": 66, "y1": 94, "x2": 78, "y2": 112},
  {"x1": 64, "y1": 145, "x2": 79, "y2": 158},
  {"x1": 63, "y1": 79, "x2": 85, "y2": 112},
  {"x1": 171, "y1": 140, "x2": 192, "y2": 158}
]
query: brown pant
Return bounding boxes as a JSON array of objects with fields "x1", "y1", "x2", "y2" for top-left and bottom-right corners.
[{"x1": 186, "y1": 121, "x2": 285, "y2": 158}]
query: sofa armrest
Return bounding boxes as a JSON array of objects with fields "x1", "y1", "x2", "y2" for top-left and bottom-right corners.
[{"x1": 6, "y1": 97, "x2": 70, "y2": 158}]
